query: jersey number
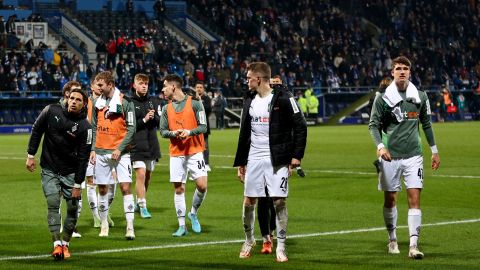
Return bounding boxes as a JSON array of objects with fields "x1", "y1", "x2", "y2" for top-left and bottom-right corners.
[
  {"x1": 197, "y1": 160, "x2": 205, "y2": 170},
  {"x1": 280, "y1": 177, "x2": 288, "y2": 190},
  {"x1": 417, "y1": 168, "x2": 423, "y2": 180}
]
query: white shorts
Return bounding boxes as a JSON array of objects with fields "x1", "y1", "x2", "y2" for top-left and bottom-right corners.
[
  {"x1": 169, "y1": 152, "x2": 207, "y2": 183},
  {"x1": 95, "y1": 153, "x2": 132, "y2": 185},
  {"x1": 132, "y1": 160, "x2": 156, "y2": 172},
  {"x1": 244, "y1": 158, "x2": 289, "y2": 198},
  {"x1": 86, "y1": 162, "x2": 94, "y2": 177},
  {"x1": 378, "y1": 155, "x2": 424, "y2": 192}
]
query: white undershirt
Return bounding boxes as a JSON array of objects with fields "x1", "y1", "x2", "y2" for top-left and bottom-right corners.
[{"x1": 248, "y1": 93, "x2": 273, "y2": 160}]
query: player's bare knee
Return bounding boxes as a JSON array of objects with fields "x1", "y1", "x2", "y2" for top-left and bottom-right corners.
[
  {"x1": 120, "y1": 183, "x2": 131, "y2": 195},
  {"x1": 273, "y1": 197, "x2": 286, "y2": 208},
  {"x1": 244, "y1": 197, "x2": 257, "y2": 206},
  {"x1": 174, "y1": 183, "x2": 185, "y2": 194},
  {"x1": 87, "y1": 176, "x2": 95, "y2": 185},
  {"x1": 98, "y1": 184, "x2": 109, "y2": 195}
]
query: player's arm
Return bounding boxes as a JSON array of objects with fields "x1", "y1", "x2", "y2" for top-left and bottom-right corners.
[
  {"x1": 188, "y1": 99, "x2": 207, "y2": 136},
  {"x1": 159, "y1": 105, "x2": 178, "y2": 138},
  {"x1": 90, "y1": 97, "x2": 98, "y2": 151},
  {"x1": 368, "y1": 95, "x2": 391, "y2": 161},
  {"x1": 26, "y1": 105, "x2": 50, "y2": 171},
  {"x1": 419, "y1": 93, "x2": 440, "y2": 170},
  {"x1": 152, "y1": 98, "x2": 161, "y2": 128},
  {"x1": 74, "y1": 123, "x2": 93, "y2": 187},
  {"x1": 117, "y1": 99, "x2": 136, "y2": 152},
  {"x1": 135, "y1": 101, "x2": 147, "y2": 131},
  {"x1": 287, "y1": 93, "x2": 307, "y2": 162}
]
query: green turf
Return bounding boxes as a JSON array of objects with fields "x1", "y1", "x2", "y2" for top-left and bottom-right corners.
[{"x1": 0, "y1": 122, "x2": 479, "y2": 269}]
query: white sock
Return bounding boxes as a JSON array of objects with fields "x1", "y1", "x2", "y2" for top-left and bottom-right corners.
[
  {"x1": 408, "y1": 208, "x2": 422, "y2": 247},
  {"x1": 76, "y1": 198, "x2": 83, "y2": 220},
  {"x1": 191, "y1": 188, "x2": 206, "y2": 215},
  {"x1": 242, "y1": 205, "x2": 255, "y2": 244},
  {"x1": 53, "y1": 240, "x2": 62, "y2": 247},
  {"x1": 108, "y1": 183, "x2": 116, "y2": 207},
  {"x1": 87, "y1": 184, "x2": 100, "y2": 220},
  {"x1": 123, "y1": 194, "x2": 135, "y2": 228},
  {"x1": 174, "y1": 192, "x2": 186, "y2": 226},
  {"x1": 61, "y1": 240, "x2": 69, "y2": 247},
  {"x1": 274, "y1": 200, "x2": 288, "y2": 250},
  {"x1": 98, "y1": 194, "x2": 109, "y2": 224},
  {"x1": 137, "y1": 198, "x2": 146, "y2": 208},
  {"x1": 383, "y1": 206, "x2": 398, "y2": 241}
]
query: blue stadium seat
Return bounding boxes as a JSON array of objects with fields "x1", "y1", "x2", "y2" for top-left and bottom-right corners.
[
  {"x1": 13, "y1": 109, "x2": 27, "y2": 124},
  {"x1": 1, "y1": 109, "x2": 15, "y2": 125}
]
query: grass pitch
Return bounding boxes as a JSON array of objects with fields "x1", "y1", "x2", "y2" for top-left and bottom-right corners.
[{"x1": 0, "y1": 122, "x2": 479, "y2": 269}]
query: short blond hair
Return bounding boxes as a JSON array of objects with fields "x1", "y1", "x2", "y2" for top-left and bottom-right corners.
[{"x1": 247, "y1": 62, "x2": 271, "y2": 80}]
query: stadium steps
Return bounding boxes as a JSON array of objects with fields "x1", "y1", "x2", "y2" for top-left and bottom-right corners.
[{"x1": 326, "y1": 91, "x2": 375, "y2": 125}]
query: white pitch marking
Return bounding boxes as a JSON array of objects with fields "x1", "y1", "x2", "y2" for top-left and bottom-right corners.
[{"x1": 1, "y1": 218, "x2": 479, "y2": 261}]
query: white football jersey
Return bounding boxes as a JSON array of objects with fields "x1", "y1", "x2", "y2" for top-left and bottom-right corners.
[{"x1": 248, "y1": 93, "x2": 273, "y2": 160}]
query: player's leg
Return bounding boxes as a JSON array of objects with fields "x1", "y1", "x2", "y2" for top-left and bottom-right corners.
[
  {"x1": 95, "y1": 154, "x2": 113, "y2": 237},
  {"x1": 86, "y1": 162, "x2": 101, "y2": 227},
  {"x1": 61, "y1": 173, "x2": 78, "y2": 259},
  {"x1": 267, "y1": 162, "x2": 289, "y2": 262},
  {"x1": 116, "y1": 154, "x2": 135, "y2": 240},
  {"x1": 404, "y1": 155, "x2": 424, "y2": 259},
  {"x1": 378, "y1": 158, "x2": 402, "y2": 254},
  {"x1": 257, "y1": 193, "x2": 273, "y2": 254},
  {"x1": 170, "y1": 156, "x2": 188, "y2": 236},
  {"x1": 239, "y1": 159, "x2": 265, "y2": 259},
  {"x1": 187, "y1": 152, "x2": 208, "y2": 233},
  {"x1": 71, "y1": 181, "x2": 83, "y2": 238},
  {"x1": 42, "y1": 169, "x2": 63, "y2": 260},
  {"x1": 107, "y1": 169, "x2": 117, "y2": 227},
  {"x1": 133, "y1": 161, "x2": 149, "y2": 218},
  {"x1": 203, "y1": 135, "x2": 211, "y2": 171}
]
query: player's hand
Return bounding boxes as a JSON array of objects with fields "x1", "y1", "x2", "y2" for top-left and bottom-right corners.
[
  {"x1": 111, "y1": 149, "x2": 121, "y2": 161},
  {"x1": 89, "y1": 151, "x2": 96, "y2": 165},
  {"x1": 431, "y1": 153, "x2": 440, "y2": 170},
  {"x1": 144, "y1": 110, "x2": 155, "y2": 122},
  {"x1": 72, "y1": 187, "x2": 82, "y2": 200},
  {"x1": 237, "y1": 166, "x2": 246, "y2": 183},
  {"x1": 178, "y1": 129, "x2": 190, "y2": 139},
  {"x1": 289, "y1": 158, "x2": 301, "y2": 176},
  {"x1": 26, "y1": 157, "x2": 36, "y2": 172},
  {"x1": 377, "y1": 148, "x2": 392, "y2": 161},
  {"x1": 173, "y1": 129, "x2": 182, "y2": 138}
]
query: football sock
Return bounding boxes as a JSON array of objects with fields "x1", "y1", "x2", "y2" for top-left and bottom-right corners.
[
  {"x1": 87, "y1": 184, "x2": 100, "y2": 220},
  {"x1": 108, "y1": 183, "x2": 116, "y2": 207},
  {"x1": 123, "y1": 194, "x2": 134, "y2": 227},
  {"x1": 408, "y1": 208, "x2": 422, "y2": 247},
  {"x1": 274, "y1": 199, "x2": 288, "y2": 250},
  {"x1": 174, "y1": 192, "x2": 186, "y2": 226},
  {"x1": 191, "y1": 188, "x2": 206, "y2": 215},
  {"x1": 243, "y1": 204, "x2": 255, "y2": 243},
  {"x1": 137, "y1": 198, "x2": 146, "y2": 208},
  {"x1": 383, "y1": 206, "x2": 398, "y2": 241},
  {"x1": 98, "y1": 194, "x2": 109, "y2": 223}
]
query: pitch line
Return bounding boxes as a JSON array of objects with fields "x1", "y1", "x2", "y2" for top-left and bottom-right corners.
[{"x1": 1, "y1": 218, "x2": 479, "y2": 261}]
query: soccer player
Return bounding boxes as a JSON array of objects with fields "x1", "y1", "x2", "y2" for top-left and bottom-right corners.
[
  {"x1": 83, "y1": 77, "x2": 116, "y2": 230},
  {"x1": 159, "y1": 74, "x2": 208, "y2": 237},
  {"x1": 130, "y1": 73, "x2": 162, "y2": 218},
  {"x1": 26, "y1": 88, "x2": 92, "y2": 260},
  {"x1": 89, "y1": 71, "x2": 136, "y2": 240},
  {"x1": 368, "y1": 56, "x2": 440, "y2": 259},
  {"x1": 234, "y1": 62, "x2": 307, "y2": 262},
  {"x1": 194, "y1": 81, "x2": 212, "y2": 171}
]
